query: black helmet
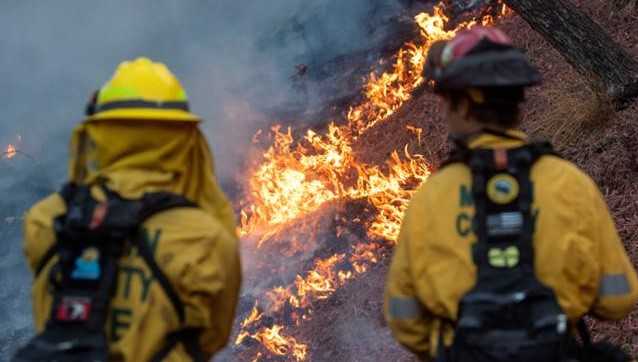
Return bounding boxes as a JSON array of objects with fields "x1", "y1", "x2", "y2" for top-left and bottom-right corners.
[{"x1": 424, "y1": 26, "x2": 541, "y2": 91}]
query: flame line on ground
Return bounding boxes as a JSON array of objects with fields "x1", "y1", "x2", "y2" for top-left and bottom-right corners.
[{"x1": 234, "y1": 3, "x2": 509, "y2": 360}]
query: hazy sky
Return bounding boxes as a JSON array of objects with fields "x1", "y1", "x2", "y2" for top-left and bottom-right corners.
[{"x1": 0, "y1": 0, "x2": 402, "y2": 182}]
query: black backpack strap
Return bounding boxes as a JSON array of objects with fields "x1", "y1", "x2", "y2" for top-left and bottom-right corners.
[
  {"x1": 138, "y1": 191, "x2": 197, "y2": 222},
  {"x1": 133, "y1": 191, "x2": 196, "y2": 324},
  {"x1": 527, "y1": 140, "x2": 559, "y2": 159},
  {"x1": 150, "y1": 328, "x2": 206, "y2": 362},
  {"x1": 440, "y1": 132, "x2": 558, "y2": 170},
  {"x1": 17, "y1": 183, "x2": 133, "y2": 362},
  {"x1": 131, "y1": 192, "x2": 207, "y2": 362},
  {"x1": 577, "y1": 319, "x2": 593, "y2": 351},
  {"x1": 468, "y1": 149, "x2": 492, "y2": 275},
  {"x1": 34, "y1": 184, "x2": 78, "y2": 279},
  {"x1": 576, "y1": 318, "x2": 630, "y2": 362},
  {"x1": 131, "y1": 231, "x2": 186, "y2": 322}
]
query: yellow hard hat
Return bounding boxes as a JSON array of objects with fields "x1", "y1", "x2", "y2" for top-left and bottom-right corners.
[{"x1": 86, "y1": 57, "x2": 200, "y2": 122}]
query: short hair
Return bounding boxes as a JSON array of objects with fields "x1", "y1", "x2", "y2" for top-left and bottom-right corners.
[{"x1": 446, "y1": 87, "x2": 525, "y2": 128}]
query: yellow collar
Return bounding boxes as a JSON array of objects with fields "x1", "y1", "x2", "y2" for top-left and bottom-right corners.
[{"x1": 467, "y1": 129, "x2": 528, "y2": 150}]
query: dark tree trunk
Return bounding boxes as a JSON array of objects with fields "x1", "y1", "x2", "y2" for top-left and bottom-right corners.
[{"x1": 505, "y1": 0, "x2": 638, "y2": 108}]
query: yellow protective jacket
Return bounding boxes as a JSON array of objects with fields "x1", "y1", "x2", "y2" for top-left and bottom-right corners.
[
  {"x1": 23, "y1": 119, "x2": 241, "y2": 361},
  {"x1": 384, "y1": 131, "x2": 638, "y2": 360}
]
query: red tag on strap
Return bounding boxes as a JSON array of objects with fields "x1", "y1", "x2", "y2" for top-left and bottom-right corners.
[
  {"x1": 494, "y1": 149, "x2": 508, "y2": 170},
  {"x1": 56, "y1": 297, "x2": 92, "y2": 321},
  {"x1": 89, "y1": 202, "x2": 108, "y2": 230}
]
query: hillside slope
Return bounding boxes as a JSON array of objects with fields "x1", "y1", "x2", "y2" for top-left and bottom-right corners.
[{"x1": 290, "y1": 2, "x2": 638, "y2": 360}]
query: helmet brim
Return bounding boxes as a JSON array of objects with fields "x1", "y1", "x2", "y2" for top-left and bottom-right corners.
[
  {"x1": 436, "y1": 49, "x2": 542, "y2": 91},
  {"x1": 86, "y1": 108, "x2": 201, "y2": 122}
]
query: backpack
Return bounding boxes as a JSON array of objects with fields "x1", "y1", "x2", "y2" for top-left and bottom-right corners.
[
  {"x1": 435, "y1": 139, "x2": 629, "y2": 362},
  {"x1": 13, "y1": 183, "x2": 206, "y2": 362}
]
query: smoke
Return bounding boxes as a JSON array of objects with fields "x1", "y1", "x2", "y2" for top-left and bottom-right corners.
[{"x1": 0, "y1": 0, "x2": 407, "y2": 359}]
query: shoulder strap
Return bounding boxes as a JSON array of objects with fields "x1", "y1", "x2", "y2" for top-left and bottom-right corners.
[
  {"x1": 526, "y1": 140, "x2": 559, "y2": 159},
  {"x1": 150, "y1": 328, "x2": 206, "y2": 362},
  {"x1": 34, "y1": 187, "x2": 196, "y2": 279},
  {"x1": 132, "y1": 230, "x2": 185, "y2": 322},
  {"x1": 131, "y1": 192, "x2": 206, "y2": 362},
  {"x1": 133, "y1": 233, "x2": 206, "y2": 362},
  {"x1": 34, "y1": 184, "x2": 80, "y2": 279},
  {"x1": 138, "y1": 191, "x2": 197, "y2": 222},
  {"x1": 131, "y1": 191, "x2": 196, "y2": 324},
  {"x1": 577, "y1": 319, "x2": 593, "y2": 350},
  {"x1": 440, "y1": 139, "x2": 558, "y2": 170}
]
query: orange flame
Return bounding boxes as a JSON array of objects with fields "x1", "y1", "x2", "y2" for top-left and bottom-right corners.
[
  {"x1": 241, "y1": 302, "x2": 264, "y2": 329},
  {"x1": 235, "y1": 4, "x2": 506, "y2": 360},
  {"x1": 238, "y1": 5, "x2": 485, "y2": 242},
  {"x1": 5, "y1": 144, "x2": 16, "y2": 159},
  {"x1": 406, "y1": 125, "x2": 423, "y2": 145},
  {"x1": 249, "y1": 325, "x2": 308, "y2": 361}
]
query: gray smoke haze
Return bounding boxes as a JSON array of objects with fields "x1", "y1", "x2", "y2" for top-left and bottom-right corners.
[{"x1": 0, "y1": 0, "x2": 406, "y2": 360}]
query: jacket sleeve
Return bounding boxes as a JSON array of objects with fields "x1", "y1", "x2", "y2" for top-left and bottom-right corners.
[
  {"x1": 23, "y1": 194, "x2": 66, "y2": 273},
  {"x1": 588, "y1": 184, "x2": 638, "y2": 320},
  {"x1": 22, "y1": 194, "x2": 67, "y2": 332},
  {"x1": 384, "y1": 201, "x2": 435, "y2": 361},
  {"x1": 175, "y1": 221, "x2": 241, "y2": 357}
]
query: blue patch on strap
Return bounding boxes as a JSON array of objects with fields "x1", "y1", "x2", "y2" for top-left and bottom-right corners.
[{"x1": 71, "y1": 258, "x2": 101, "y2": 280}]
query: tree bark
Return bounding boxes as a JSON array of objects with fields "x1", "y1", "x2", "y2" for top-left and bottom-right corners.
[{"x1": 504, "y1": 0, "x2": 638, "y2": 108}]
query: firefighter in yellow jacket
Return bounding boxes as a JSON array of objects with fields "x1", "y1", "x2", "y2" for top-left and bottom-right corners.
[
  {"x1": 19, "y1": 58, "x2": 240, "y2": 361},
  {"x1": 384, "y1": 27, "x2": 638, "y2": 361}
]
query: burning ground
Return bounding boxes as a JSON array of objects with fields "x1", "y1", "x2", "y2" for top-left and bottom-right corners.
[
  {"x1": 224, "y1": 1, "x2": 638, "y2": 361},
  {"x1": 224, "y1": 3, "x2": 510, "y2": 361}
]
